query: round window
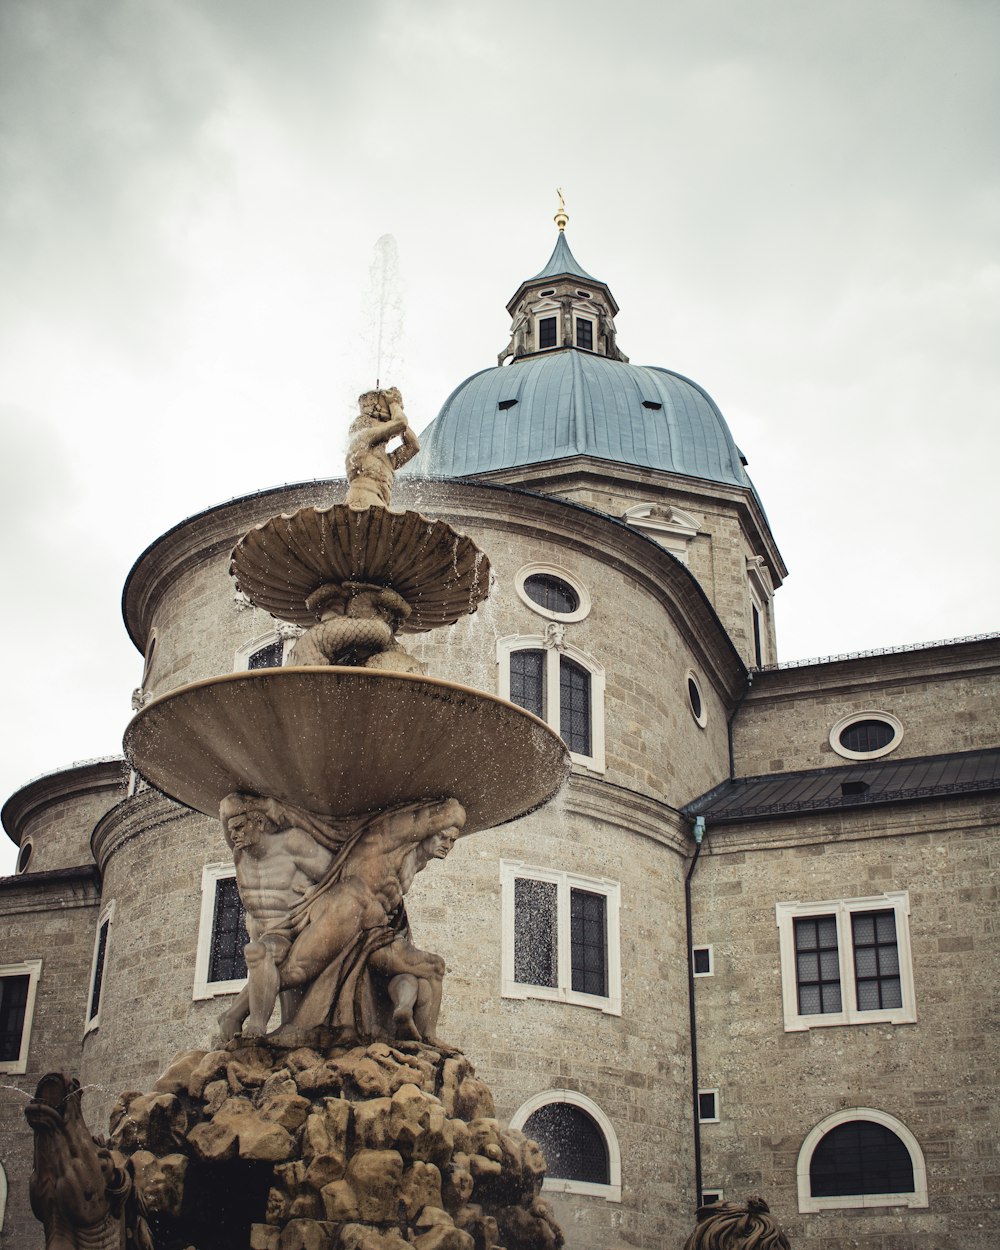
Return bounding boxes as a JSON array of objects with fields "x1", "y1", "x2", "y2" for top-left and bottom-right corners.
[
  {"x1": 830, "y1": 712, "x2": 903, "y2": 761},
  {"x1": 17, "y1": 840, "x2": 33, "y2": 873},
  {"x1": 687, "y1": 673, "x2": 707, "y2": 728},
  {"x1": 515, "y1": 566, "x2": 590, "y2": 622}
]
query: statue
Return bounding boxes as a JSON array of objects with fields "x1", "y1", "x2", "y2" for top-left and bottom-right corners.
[
  {"x1": 682, "y1": 1194, "x2": 791, "y2": 1250},
  {"x1": 216, "y1": 792, "x2": 464, "y2": 1046},
  {"x1": 344, "y1": 386, "x2": 420, "y2": 511},
  {"x1": 288, "y1": 579, "x2": 425, "y2": 673},
  {"x1": 25, "y1": 1072, "x2": 153, "y2": 1250}
]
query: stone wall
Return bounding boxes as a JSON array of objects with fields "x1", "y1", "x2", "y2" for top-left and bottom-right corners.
[{"x1": 690, "y1": 795, "x2": 1000, "y2": 1250}]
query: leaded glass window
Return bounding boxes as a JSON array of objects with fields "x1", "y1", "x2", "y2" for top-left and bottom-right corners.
[
  {"x1": 522, "y1": 1102, "x2": 610, "y2": 1185},
  {"x1": 794, "y1": 916, "x2": 842, "y2": 1015},
  {"x1": 810, "y1": 1120, "x2": 914, "y2": 1198},
  {"x1": 538, "y1": 317, "x2": 557, "y2": 349},
  {"x1": 523, "y1": 573, "x2": 579, "y2": 615},
  {"x1": 209, "y1": 877, "x2": 250, "y2": 984},
  {"x1": 576, "y1": 318, "x2": 594, "y2": 350},
  {"x1": 559, "y1": 658, "x2": 591, "y2": 756},
  {"x1": 570, "y1": 888, "x2": 607, "y2": 997},
  {"x1": 839, "y1": 719, "x2": 895, "y2": 754},
  {"x1": 509, "y1": 649, "x2": 545, "y2": 719},
  {"x1": 248, "y1": 639, "x2": 284, "y2": 670}
]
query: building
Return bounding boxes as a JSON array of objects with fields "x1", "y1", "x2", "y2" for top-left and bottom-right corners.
[{"x1": 2, "y1": 219, "x2": 998, "y2": 1250}]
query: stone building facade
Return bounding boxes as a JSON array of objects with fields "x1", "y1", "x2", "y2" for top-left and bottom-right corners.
[{"x1": 1, "y1": 224, "x2": 998, "y2": 1249}]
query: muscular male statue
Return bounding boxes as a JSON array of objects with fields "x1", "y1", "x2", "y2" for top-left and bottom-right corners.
[
  {"x1": 217, "y1": 793, "x2": 463, "y2": 1045},
  {"x1": 344, "y1": 386, "x2": 420, "y2": 511}
]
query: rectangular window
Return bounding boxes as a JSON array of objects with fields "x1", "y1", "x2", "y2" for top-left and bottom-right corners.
[
  {"x1": 702, "y1": 1189, "x2": 724, "y2": 1205},
  {"x1": 752, "y1": 603, "x2": 763, "y2": 667},
  {"x1": 0, "y1": 961, "x2": 42, "y2": 1074},
  {"x1": 510, "y1": 649, "x2": 545, "y2": 720},
  {"x1": 692, "y1": 945, "x2": 714, "y2": 977},
  {"x1": 538, "y1": 316, "x2": 557, "y2": 349},
  {"x1": 502, "y1": 862, "x2": 621, "y2": 1014},
  {"x1": 194, "y1": 865, "x2": 250, "y2": 999},
  {"x1": 576, "y1": 317, "x2": 594, "y2": 350},
  {"x1": 698, "y1": 1090, "x2": 720, "y2": 1123},
  {"x1": 559, "y1": 658, "x2": 592, "y2": 756},
  {"x1": 85, "y1": 902, "x2": 115, "y2": 1032},
  {"x1": 776, "y1": 893, "x2": 915, "y2": 1031}
]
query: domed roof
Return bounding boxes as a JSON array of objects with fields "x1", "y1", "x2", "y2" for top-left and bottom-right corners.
[{"x1": 409, "y1": 348, "x2": 754, "y2": 489}]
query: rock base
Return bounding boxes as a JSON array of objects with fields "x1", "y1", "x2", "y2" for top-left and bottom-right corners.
[{"x1": 109, "y1": 1037, "x2": 563, "y2": 1250}]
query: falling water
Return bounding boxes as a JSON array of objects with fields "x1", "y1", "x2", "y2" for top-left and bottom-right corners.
[{"x1": 363, "y1": 234, "x2": 405, "y2": 391}]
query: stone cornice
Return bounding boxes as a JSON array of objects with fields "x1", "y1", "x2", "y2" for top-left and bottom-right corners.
[
  {"x1": 91, "y1": 788, "x2": 196, "y2": 872},
  {"x1": 121, "y1": 477, "x2": 749, "y2": 707},
  {"x1": 0, "y1": 863, "x2": 101, "y2": 914},
  {"x1": 565, "y1": 773, "x2": 691, "y2": 855},
  {"x1": 2, "y1": 758, "x2": 127, "y2": 846}
]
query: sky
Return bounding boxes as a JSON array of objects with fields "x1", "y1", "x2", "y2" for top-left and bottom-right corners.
[{"x1": 1, "y1": 0, "x2": 997, "y2": 871}]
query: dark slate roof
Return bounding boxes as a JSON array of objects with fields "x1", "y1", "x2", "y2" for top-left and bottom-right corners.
[
  {"x1": 407, "y1": 349, "x2": 756, "y2": 490},
  {"x1": 684, "y1": 747, "x2": 1000, "y2": 824},
  {"x1": 529, "y1": 232, "x2": 599, "y2": 283}
]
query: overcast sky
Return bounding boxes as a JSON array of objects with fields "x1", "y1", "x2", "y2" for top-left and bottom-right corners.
[{"x1": 1, "y1": 0, "x2": 997, "y2": 871}]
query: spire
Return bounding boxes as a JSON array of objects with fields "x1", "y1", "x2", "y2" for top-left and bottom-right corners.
[{"x1": 554, "y1": 187, "x2": 568, "y2": 233}]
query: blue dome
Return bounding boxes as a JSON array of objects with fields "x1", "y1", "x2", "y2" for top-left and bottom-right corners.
[{"x1": 409, "y1": 349, "x2": 753, "y2": 489}]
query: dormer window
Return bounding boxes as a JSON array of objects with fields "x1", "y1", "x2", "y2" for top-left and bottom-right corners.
[
  {"x1": 538, "y1": 316, "x2": 558, "y2": 350},
  {"x1": 576, "y1": 317, "x2": 594, "y2": 351}
]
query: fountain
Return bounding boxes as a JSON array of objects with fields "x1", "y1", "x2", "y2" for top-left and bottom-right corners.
[{"x1": 25, "y1": 389, "x2": 569, "y2": 1250}]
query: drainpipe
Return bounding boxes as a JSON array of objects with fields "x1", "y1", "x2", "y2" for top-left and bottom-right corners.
[{"x1": 685, "y1": 813, "x2": 706, "y2": 1210}]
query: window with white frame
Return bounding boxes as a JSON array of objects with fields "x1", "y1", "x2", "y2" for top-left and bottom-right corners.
[
  {"x1": 501, "y1": 861, "x2": 621, "y2": 1014},
  {"x1": 498, "y1": 635, "x2": 605, "y2": 771},
  {"x1": 797, "y1": 1109, "x2": 927, "y2": 1212},
  {"x1": 698, "y1": 1089, "x2": 720, "y2": 1123},
  {"x1": 692, "y1": 945, "x2": 714, "y2": 977},
  {"x1": 194, "y1": 864, "x2": 250, "y2": 1000},
  {"x1": 85, "y1": 901, "x2": 114, "y2": 1032},
  {"x1": 510, "y1": 1089, "x2": 622, "y2": 1202},
  {"x1": 0, "y1": 959, "x2": 42, "y2": 1074},
  {"x1": 776, "y1": 892, "x2": 916, "y2": 1031},
  {"x1": 235, "y1": 630, "x2": 295, "y2": 672},
  {"x1": 536, "y1": 311, "x2": 559, "y2": 350}
]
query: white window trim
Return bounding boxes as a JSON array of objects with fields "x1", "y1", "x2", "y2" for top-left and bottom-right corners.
[
  {"x1": 797, "y1": 1108, "x2": 928, "y2": 1212},
  {"x1": 698, "y1": 1088, "x2": 720, "y2": 1123},
  {"x1": 829, "y1": 710, "x2": 904, "y2": 761},
  {"x1": 510, "y1": 1088, "x2": 622, "y2": 1202},
  {"x1": 572, "y1": 310, "x2": 597, "y2": 352},
  {"x1": 194, "y1": 863, "x2": 248, "y2": 1001},
  {"x1": 501, "y1": 860, "x2": 621, "y2": 1016},
  {"x1": 514, "y1": 564, "x2": 591, "y2": 622},
  {"x1": 85, "y1": 900, "x2": 115, "y2": 1033},
  {"x1": 693, "y1": 944, "x2": 714, "y2": 977},
  {"x1": 701, "y1": 1188, "x2": 725, "y2": 1205},
  {"x1": 534, "y1": 305, "x2": 561, "y2": 352},
  {"x1": 623, "y1": 503, "x2": 699, "y2": 564},
  {"x1": 749, "y1": 584, "x2": 771, "y2": 667},
  {"x1": 234, "y1": 629, "x2": 296, "y2": 672},
  {"x1": 776, "y1": 892, "x2": 916, "y2": 1032},
  {"x1": 497, "y1": 634, "x2": 606, "y2": 773},
  {"x1": 687, "y1": 670, "x2": 708, "y2": 729},
  {"x1": 0, "y1": 959, "x2": 43, "y2": 1075}
]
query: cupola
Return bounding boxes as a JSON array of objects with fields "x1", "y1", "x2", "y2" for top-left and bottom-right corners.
[{"x1": 498, "y1": 195, "x2": 628, "y2": 366}]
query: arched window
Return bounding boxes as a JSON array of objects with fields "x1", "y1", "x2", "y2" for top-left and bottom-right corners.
[
  {"x1": 510, "y1": 1090, "x2": 621, "y2": 1201},
  {"x1": 235, "y1": 630, "x2": 294, "y2": 672},
  {"x1": 498, "y1": 636, "x2": 605, "y2": 771},
  {"x1": 797, "y1": 1109, "x2": 927, "y2": 1212}
]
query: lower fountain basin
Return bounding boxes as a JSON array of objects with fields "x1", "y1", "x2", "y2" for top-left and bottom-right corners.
[{"x1": 123, "y1": 667, "x2": 570, "y2": 832}]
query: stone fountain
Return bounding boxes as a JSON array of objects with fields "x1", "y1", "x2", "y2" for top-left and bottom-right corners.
[{"x1": 25, "y1": 389, "x2": 569, "y2": 1250}]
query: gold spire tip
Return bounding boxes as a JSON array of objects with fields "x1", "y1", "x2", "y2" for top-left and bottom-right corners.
[{"x1": 554, "y1": 187, "x2": 568, "y2": 233}]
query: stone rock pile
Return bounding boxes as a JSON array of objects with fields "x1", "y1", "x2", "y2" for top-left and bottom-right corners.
[{"x1": 108, "y1": 1038, "x2": 564, "y2": 1250}]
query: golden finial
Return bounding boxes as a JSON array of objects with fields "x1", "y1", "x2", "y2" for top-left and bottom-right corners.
[{"x1": 554, "y1": 187, "x2": 568, "y2": 233}]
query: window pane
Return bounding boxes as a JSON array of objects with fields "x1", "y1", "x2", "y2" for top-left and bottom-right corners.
[
  {"x1": 522, "y1": 1102, "x2": 610, "y2": 1184},
  {"x1": 810, "y1": 1120, "x2": 914, "y2": 1197},
  {"x1": 248, "y1": 639, "x2": 284, "y2": 670},
  {"x1": 576, "y1": 318, "x2": 593, "y2": 350},
  {"x1": 514, "y1": 878, "x2": 557, "y2": 987},
  {"x1": 839, "y1": 719, "x2": 895, "y2": 754},
  {"x1": 693, "y1": 947, "x2": 711, "y2": 975},
  {"x1": 523, "y1": 574, "x2": 579, "y2": 615},
  {"x1": 570, "y1": 889, "x2": 607, "y2": 997},
  {"x1": 0, "y1": 974, "x2": 30, "y2": 1062},
  {"x1": 852, "y1": 909, "x2": 901, "y2": 1012},
  {"x1": 209, "y1": 877, "x2": 250, "y2": 983},
  {"x1": 510, "y1": 650, "x2": 545, "y2": 719},
  {"x1": 90, "y1": 920, "x2": 110, "y2": 1021},
  {"x1": 538, "y1": 317, "x2": 557, "y2": 349},
  {"x1": 559, "y1": 658, "x2": 591, "y2": 756},
  {"x1": 794, "y1": 916, "x2": 840, "y2": 1015},
  {"x1": 698, "y1": 1091, "x2": 717, "y2": 1121}
]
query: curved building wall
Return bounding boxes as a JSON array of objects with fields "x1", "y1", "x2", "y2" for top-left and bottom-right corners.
[{"x1": 2, "y1": 759, "x2": 125, "y2": 874}]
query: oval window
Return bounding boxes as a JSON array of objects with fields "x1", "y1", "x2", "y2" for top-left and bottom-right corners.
[
  {"x1": 17, "y1": 840, "x2": 33, "y2": 873},
  {"x1": 687, "y1": 673, "x2": 707, "y2": 727},
  {"x1": 523, "y1": 574, "x2": 579, "y2": 616},
  {"x1": 830, "y1": 712, "x2": 903, "y2": 761}
]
